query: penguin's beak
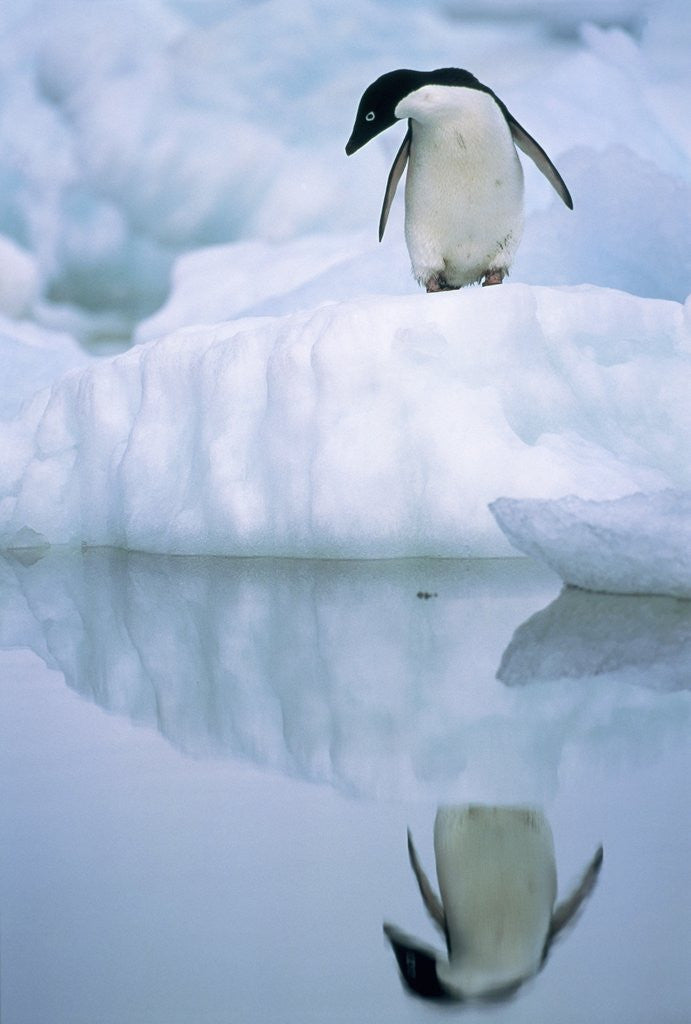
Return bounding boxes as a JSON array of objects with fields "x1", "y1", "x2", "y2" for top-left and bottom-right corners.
[
  {"x1": 345, "y1": 120, "x2": 372, "y2": 155},
  {"x1": 346, "y1": 113, "x2": 398, "y2": 155}
]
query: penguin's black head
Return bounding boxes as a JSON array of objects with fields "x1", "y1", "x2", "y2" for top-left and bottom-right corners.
[
  {"x1": 346, "y1": 69, "x2": 423, "y2": 154},
  {"x1": 383, "y1": 924, "x2": 455, "y2": 1002},
  {"x1": 345, "y1": 68, "x2": 487, "y2": 155}
]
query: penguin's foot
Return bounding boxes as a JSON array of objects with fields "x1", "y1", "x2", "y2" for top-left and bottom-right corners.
[
  {"x1": 482, "y1": 268, "x2": 505, "y2": 287},
  {"x1": 425, "y1": 273, "x2": 457, "y2": 293}
]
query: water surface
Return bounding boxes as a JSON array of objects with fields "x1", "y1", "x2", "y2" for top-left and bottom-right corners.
[{"x1": 1, "y1": 550, "x2": 690, "y2": 1023}]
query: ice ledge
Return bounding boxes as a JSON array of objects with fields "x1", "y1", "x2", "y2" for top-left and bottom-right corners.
[
  {"x1": 0, "y1": 283, "x2": 689, "y2": 558},
  {"x1": 491, "y1": 490, "x2": 691, "y2": 599}
]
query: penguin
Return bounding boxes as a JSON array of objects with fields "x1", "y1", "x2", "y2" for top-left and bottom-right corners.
[
  {"x1": 345, "y1": 68, "x2": 572, "y2": 291},
  {"x1": 384, "y1": 804, "x2": 603, "y2": 1002}
]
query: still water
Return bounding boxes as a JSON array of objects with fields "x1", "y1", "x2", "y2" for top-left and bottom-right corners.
[{"x1": 1, "y1": 549, "x2": 690, "y2": 1023}]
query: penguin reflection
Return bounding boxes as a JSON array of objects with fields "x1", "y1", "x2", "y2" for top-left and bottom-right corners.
[{"x1": 385, "y1": 804, "x2": 602, "y2": 1003}]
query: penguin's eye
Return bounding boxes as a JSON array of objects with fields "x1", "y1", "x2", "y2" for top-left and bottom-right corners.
[{"x1": 365, "y1": 111, "x2": 375, "y2": 122}]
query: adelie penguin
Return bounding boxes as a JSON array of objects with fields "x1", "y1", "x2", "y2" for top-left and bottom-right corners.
[
  {"x1": 384, "y1": 804, "x2": 603, "y2": 1003},
  {"x1": 345, "y1": 68, "x2": 573, "y2": 291}
]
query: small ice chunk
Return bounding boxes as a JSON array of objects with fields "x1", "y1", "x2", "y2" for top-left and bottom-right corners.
[{"x1": 490, "y1": 490, "x2": 691, "y2": 598}]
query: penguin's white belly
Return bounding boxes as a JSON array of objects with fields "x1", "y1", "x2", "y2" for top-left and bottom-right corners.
[
  {"x1": 397, "y1": 90, "x2": 524, "y2": 286},
  {"x1": 434, "y1": 805, "x2": 556, "y2": 996}
]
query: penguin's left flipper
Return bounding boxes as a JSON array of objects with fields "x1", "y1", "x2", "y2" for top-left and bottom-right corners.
[
  {"x1": 506, "y1": 114, "x2": 573, "y2": 210},
  {"x1": 549, "y1": 844, "x2": 604, "y2": 942},
  {"x1": 407, "y1": 828, "x2": 447, "y2": 937},
  {"x1": 379, "y1": 124, "x2": 412, "y2": 241}
]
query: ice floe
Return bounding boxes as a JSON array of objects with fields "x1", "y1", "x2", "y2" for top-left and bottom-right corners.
[
  {"x1": 0, "y1": 0, "x2": 690, "y2": 581},
  {"x1": 1, "y1": 284, "x2": 688, "y2": 557},
  {"x1": 491, "y1": 490, "x2": 691, "y2": 598}
]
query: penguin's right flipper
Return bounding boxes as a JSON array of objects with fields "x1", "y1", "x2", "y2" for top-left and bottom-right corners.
[
  {"x1": 379, "y1": 123, "x2": 411, "y2": 241},
  {"x1": 549, "y1": 844, "x2": 604, "y2": 942},
  {"x1": 506, "y1": 115, "x2": 574, "y2": 210},
  {"x1": 407, "y1": 828, "x2": 447, "y2": 936}
]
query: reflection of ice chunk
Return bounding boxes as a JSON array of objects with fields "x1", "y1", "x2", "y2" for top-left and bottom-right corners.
[
  {"x1": 491, "y1": 491, "x2": 691, "y2": 598},
  {"x1": 1, "y1": 548, "x2": 689, "y2": 800},
  {"x1": 498, "y1": 586, "x2": 691, "y2": 690},
  {"x1": 0, "y1": 550, "x2": 558, "y2": 797},
  {"x1": 2, "y1": 285, "x2": 689, "y2": 556}
]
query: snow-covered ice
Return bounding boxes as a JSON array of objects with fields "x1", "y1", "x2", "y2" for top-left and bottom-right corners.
[
  {"x1": 0, "y1": 314, "x2": 91, "y2": 421},
  {"x1": 491, "y1": 491, "x2": 691, "y2": 598},
  {"x1": 1, "y1": 0, "x2": 690, "y2": 338},
  {"x1": 0, "y1": 235, "x2": 38, "y2": 319},
  {"x1": 0, "y1": 0, "x2": 690, "y2": 588},
  {"x1": 1, "y1": 284, "x2": 689, "y2": 556}
]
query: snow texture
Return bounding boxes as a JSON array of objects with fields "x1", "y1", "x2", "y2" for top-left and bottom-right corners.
[
  {"x1": 0, "y1": 0, "x2": 690, "y2": 592},
  {"x1": 1, "y1": 284, "x2": 689, "y2": 557},
  {"x1": 491, "y1": 491, "x2": 691, "y2": 598},
  {"x1": 0, "y1": 235, "x2": 38, "y2": 319}
]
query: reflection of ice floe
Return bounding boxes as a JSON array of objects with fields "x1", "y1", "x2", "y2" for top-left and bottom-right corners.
[
  {"x1": 491, "y1": 490, "x2": 691, "y2": 598},
  {"x1": 385, "y1": 804, "x2": 602, "y2": 1002},
  {"x1": 1, "y1": 548, "x2": 689, "y2": 799},
  {"x1": 498, "y1": 585, "x2": 691, "y2": 690}
]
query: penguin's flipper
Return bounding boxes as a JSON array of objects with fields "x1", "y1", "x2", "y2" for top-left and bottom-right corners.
[
  {"x1": 379, "y1": 123, "x2": 412, "y2": 241},
  {"x1": 407, "y1": 828, "x2": 447, "y2": 936},
  {"x1": 506, "y1": 115, "x2": 573, "y2": 210},
  {"x1": 549, "y1": 845, "x2": 603, "y2": 942}
]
